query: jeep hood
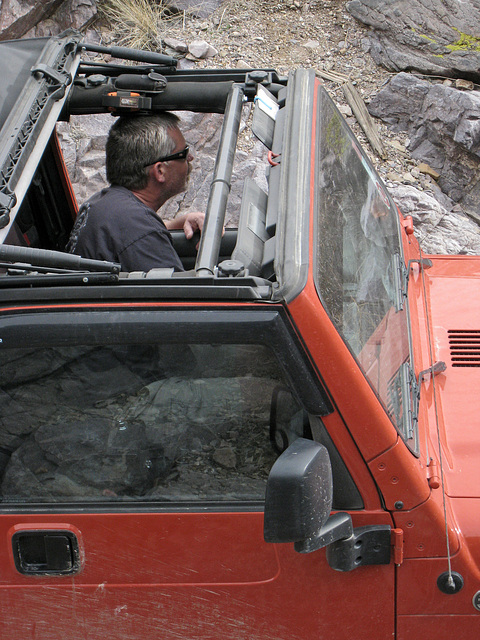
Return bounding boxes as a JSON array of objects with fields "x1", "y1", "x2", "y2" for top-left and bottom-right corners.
[{"x1": 424, "y1": 255, "x2": 480, "y2": 498}]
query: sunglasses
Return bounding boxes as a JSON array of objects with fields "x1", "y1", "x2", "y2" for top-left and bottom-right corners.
[{"x1": 145, "y1": 145, "x2": 190, "y2": 167}]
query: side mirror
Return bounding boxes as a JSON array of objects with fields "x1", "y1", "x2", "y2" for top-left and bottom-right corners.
[
  {"x1": 264, "y1": 438, "x2": 335, "y2": 543},
  {"x1": 264, "y1": 438, "x2": 392, "y2": 571},
  {"x1": 264, "y1": 438, "x2": 353, "y2": 553}
]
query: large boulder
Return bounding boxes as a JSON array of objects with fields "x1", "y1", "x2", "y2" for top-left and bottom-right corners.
[
  {"x1": 347, "y1": 0, "x2": 480, "y2": 83},
  {"x1": 389, "y1": 184, "x2": 480, "y2": 255},
  {"x1": 369, "y1": 73, "x2": 480, "y2": 217}
]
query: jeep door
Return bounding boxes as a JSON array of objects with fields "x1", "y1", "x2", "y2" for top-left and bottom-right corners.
[{"x1": 0, "y1": 304, "x2": 394, "y2": 639}]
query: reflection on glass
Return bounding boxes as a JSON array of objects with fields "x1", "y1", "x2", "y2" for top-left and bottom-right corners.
[
  {"x1": 0, "y1": 343, "x2": 302, "y2": 504},
  {"x1": 314, "y1": 88, "x2": 413, "y2": 444}
]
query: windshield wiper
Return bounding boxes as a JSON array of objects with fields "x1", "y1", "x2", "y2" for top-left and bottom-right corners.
[{"x1": 393, "y1": 253, "x2": 408, "y2": 311}]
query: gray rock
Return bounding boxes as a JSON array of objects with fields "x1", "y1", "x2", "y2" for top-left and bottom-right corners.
[
  {"x1": 347, "y1": 0, "x2": 480, "y2": 82},
  {"x1": 167, "y1": 0, "x2": 225, "y2": 19},
  {"x1": 1, "y1": 418, "x2": 165, "y2": 499},
  {"x1": 304, "y1": 40, "x2": 320, "y2": 50},
  {"x1": 177, "y1": 58, "x2": 198, "y2": 71},
  {"x1": 367, "y1": 73, "x2": 430, "y2": 131},
  {"x1": 369, "y1": 73, "x2": 480, "y2": 216},
  {"x1": 389, "y1": 184, "x2": 480, "y2": 254},
  {"x1": 213, "y1": 444, "x2": 237, "y2": 469},
  {"x1": 188, "y1": 40, "x2": 218, "y2": 59},
  {"x1": 54, "y1": 0, "x2": 97, "y2": 31},
  {"x1": 164, "y1": 37, "x2": 188, "y2": 54},
  {"x1": 5, "y1": 0, "x2": 97, "y2": 38}
]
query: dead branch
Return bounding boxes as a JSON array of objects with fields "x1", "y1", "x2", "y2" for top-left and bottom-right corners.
[
  {"x1": 0, "y1": 0, "x2": 66, "y2": 41},
  {"x1": 316, "y1": 69, "x2": 387, "y2": 160}
]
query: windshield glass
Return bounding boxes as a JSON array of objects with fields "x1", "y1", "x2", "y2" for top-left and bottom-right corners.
[
  {"x1": 314, "y1": 87, "x2": 415, "y2": 450},
  {"x1": 0, "y1": 38, "x2": 48, "y2": 130}
]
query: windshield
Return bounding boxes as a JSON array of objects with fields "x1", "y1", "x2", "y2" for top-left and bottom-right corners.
[
  {"x1": 0, "y1": 38, "x2": 48, "y2": 130},
  {"x1": 314, "y1": 87, "x2": 416, "y2": 451}
]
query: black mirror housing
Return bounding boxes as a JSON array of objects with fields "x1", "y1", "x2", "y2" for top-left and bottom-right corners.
[{"x1": 264, "y1": 438, "x2": 333, "y2": 543}]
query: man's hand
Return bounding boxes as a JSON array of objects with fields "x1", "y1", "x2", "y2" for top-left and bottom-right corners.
[
  {"x1": 183, "y1": 211, "x2": 205, "y2": 239},
  {"x1": 165, "y1": 212, "x2": 205, "y2": 238}
]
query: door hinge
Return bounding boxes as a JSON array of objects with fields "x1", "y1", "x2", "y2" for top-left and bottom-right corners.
[
  {"x1": 326, "y1": 525, "x2": 392, "y2": 572},
  {"x1": 427, "y1": 458, "x2": 440, "y2": 489},
  {"x1": 392, "y1": 528, "x2": 404, "y2": 566}
]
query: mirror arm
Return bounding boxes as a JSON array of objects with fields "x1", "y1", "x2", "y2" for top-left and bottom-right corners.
[{"x1": 294, "y1": 512, "x2": 353, "y2": 554}]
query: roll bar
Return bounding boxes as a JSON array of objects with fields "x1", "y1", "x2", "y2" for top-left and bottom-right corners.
[{"x1": 195, "y1": 84, "x2": 245, "y2": 276}]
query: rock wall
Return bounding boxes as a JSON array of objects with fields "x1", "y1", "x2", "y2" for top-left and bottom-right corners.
[
  {"x1": 0, "y1": 0, "x2": 97, "y2": 38},
  {"x1": 388, "y1": 184, "x2": 480, "y2": 255},
  {"x1": 347, "y1": 0, "x2": 480, "y2": 82},
  {"x1": 369, "y1": 73, "x2": 480, "y2": 220}
]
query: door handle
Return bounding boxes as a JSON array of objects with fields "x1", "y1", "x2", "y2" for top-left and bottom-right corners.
[{"x1": 12, "y1": 529, "x2": 81, "y2": 576}]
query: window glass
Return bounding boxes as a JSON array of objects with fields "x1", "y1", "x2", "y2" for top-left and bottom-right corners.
[
  {"x1": 0, "y1": 343, "x2": 299, "y2": 504},
  {"x1": 314, "y1": 88, "x2": 415, "y2": 450}
]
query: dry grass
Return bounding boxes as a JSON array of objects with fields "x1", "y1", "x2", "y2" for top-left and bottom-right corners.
[{"x1": 98, "y1": 0, "x2": 178, "y2": 51}]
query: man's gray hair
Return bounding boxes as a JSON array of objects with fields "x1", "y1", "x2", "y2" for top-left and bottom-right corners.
[{"x1": 106, "y1": 112, "x2": 180, "y2": 190}]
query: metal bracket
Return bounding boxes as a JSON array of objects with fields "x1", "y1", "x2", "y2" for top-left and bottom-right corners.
[
  {"x1": 418, "y1": 360, "x2": 446, "y2": 385},
  {"x1": 295, "y1": 512, "x2": 353, "y2": 554},
  {"x1": 408, "y1": 257, "x2": 433, "y2": 271},
  {"x1": 394, "y1": 257, "x2": 433, "y2": 311},
  {"x1": 326, "y1": 525, "x2": 391, "y2": 572},
  {"x1": 31, "y1": 63, "x2": 72, "y2": 100}
]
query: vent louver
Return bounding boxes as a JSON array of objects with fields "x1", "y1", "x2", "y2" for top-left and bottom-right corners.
[{"x1": 448, "y1": 330, "x2": 480, "y2": 367}]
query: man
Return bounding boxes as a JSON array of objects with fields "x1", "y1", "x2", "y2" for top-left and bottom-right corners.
[{"x1": 67, "y1": 112, "x2": 204, "y2": 272}]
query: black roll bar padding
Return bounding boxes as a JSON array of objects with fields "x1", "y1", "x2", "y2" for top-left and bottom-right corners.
[
  {"x1": 195, "y1": 84, "x2": 245, "y2": 277},
  {"x1": 63, "y1": 81, "x2": 235, "y2": 116},
  {"x1": 114, "y1": 74, "x2": 167, "y2": 92},
  {"x1": 0, "y1": 245, "x2": 121, "y2": 274},
  {"x1": 78, "y1": 43, "x2": 177, "y2": 67}
]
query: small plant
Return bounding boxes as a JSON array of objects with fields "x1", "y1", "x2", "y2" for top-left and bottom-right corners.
[{"x1": 99, "y1": 0, "x2": 177, "y2": 51}]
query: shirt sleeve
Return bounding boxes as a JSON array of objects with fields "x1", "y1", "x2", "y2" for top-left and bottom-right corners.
[{"x1": 118, "y1": 229, "x2": 185, "y2": 272}]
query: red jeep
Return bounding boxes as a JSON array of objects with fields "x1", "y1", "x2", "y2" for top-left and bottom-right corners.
[{"x1": 0, "y1": 31, "x2": 479, "y2": 639}]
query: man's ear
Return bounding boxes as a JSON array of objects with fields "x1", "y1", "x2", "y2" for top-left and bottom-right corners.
[{"x1": 151, "y1": 161, "x2": 167, "y2": 184}]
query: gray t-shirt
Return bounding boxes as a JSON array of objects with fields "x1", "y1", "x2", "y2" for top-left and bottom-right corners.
[{"x1": 67, "y1": 185, "x2": 184, "y2": 272}]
